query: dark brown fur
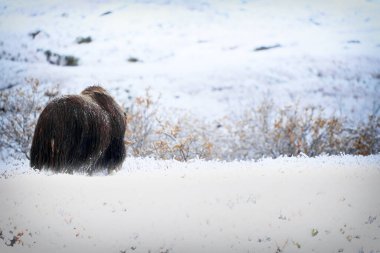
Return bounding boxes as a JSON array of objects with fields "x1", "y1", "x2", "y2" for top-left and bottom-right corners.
[{"x1": 30, "y1": 86, "x2": 126, "y2": 174}]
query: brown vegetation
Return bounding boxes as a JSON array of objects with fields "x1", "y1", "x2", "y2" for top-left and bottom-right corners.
[{"x1": 1, "y1": 82, "x2": 379, "y2": 166}]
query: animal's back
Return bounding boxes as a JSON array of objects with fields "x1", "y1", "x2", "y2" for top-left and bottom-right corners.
[{"x1": 30, "y1": 95, "x2": 110, "y2": 172}]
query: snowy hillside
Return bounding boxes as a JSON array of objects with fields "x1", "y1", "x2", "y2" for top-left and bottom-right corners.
[
  {"x1": 1, "y1": 155, "x2": 380, "y2": 253},
  {"x1": 1, "y1": 0, "x2": 379, "y2": 121}
]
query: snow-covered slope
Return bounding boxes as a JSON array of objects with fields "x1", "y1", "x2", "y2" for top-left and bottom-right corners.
[
  {"x1": 1, "y1": 0, "x2": 379, "y2": 121},
  {"x1": 1, "y1": 155, "x2": 379, "y2": 253}
]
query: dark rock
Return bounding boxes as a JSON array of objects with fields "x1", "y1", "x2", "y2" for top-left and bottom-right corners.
[
  {"x1": 29, "y1": 30, "x2": 41, "y2": 39},
  {"x1": 100, "y1": 11, "x2": 112, "y2": 16},
  {"x1": 254, "y1": 44, "x2": 281, "y2": 51},
  {"x1": 127, "y1": 57, "x2": 140, "y2": 63},
  {"x1": 76, "y1": 36, "x2": 92, "y2": 44},
  {"x1": 44, "y1": 50, "x2": 79, "y2": 66}
]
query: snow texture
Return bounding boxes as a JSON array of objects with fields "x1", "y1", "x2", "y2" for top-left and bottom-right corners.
[
  {"x1": 1, "y1": 1, "x2": 380, "y2": 252},
  {"x1": 1, "y1": 155, "x2": 380, "y2": 253},
  {"x1": 0, "y1": 0, "x2": 379, "y2": 121}
]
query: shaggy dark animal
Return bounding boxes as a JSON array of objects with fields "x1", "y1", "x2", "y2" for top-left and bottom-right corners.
[{"x1": 30, "y1": 86, "x2": 126, "y2": 174}]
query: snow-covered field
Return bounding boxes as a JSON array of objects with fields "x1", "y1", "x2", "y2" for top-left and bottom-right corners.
[
  {"x1": 1, "y1": 0, "x2": 380, "y2": 121},
  {"x1": 1, "y1": 0, "x2": 380, "y2": 252},
  {"x1": 1, "y1": 155, "x2": 380, "y2": 253}
]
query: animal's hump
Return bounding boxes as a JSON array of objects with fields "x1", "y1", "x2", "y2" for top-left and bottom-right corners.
[{"x1": 81, "y1": 86, "x2": 108, "y2": 96}]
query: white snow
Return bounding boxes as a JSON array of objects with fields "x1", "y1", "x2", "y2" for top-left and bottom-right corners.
[
  {"x1": 1, "y1": 0, "x2": 379, "y2": 121},
  {"x1": 1, "y1": 155, "x2": 380, "y2": 253},
  {"x1": 1, "y1": 1, "x2": 380, "y2": 252}
]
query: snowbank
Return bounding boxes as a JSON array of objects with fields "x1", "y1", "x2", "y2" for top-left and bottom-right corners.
[{"x1": 1, "y1": 155, "x2": 379, "y2": 253}]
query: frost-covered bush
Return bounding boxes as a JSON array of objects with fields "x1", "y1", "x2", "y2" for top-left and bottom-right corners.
[
  {"x1": 349, "y1": 115, "x2": 380, "y2": 155},
  {"x1": 0, "y1": 79, "x2": 59, "y2": 159},
  {"x1": 125, "y1": 94, "x2": 380, "y2": 161},
  {"x1": 124, "y1": 89, "x2": 157, "y2": 157},
  {"x1": 0, "y1": 83, "x2": 378, "y2": 162},
  {"x1": 214, "y1": 102, "x2": 379, "y2": 160},
  {"x1": 153, "y1": 115, "x2": 213, "y2": 161},
  {"x1": 124, "y1": 90, "x2": 212, "y2": 161}
]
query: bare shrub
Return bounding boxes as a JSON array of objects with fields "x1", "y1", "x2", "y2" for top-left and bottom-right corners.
[
  {"x1": 125, "y1": 94, "x2": 379, "y2": 161},
  {"x1": 211, "y1": 99, "x2": 278, "y2": 160},
  {"x1": 1, "y1": 83, "x2": 378, "y2": 162},
  {"x1": 0, "y1": 79, "x2": 59, "y2": 159},
  {"x1": 153, "y1": 115, "x2": 213, "y2": 161},
  {"x1": 124, "y1": 90, "x2": 212, "y2": 161},
  {"x1": 213, "y1": 101, "x2": 379, "y2": 160},
  {"x1": 348, "y1": 115, "x2": 380, "y2": 155},
  {"x1": 124, "y1": 89, "x2": 158, "y2": 157}
]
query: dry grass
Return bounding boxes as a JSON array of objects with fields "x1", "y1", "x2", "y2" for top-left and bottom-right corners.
[
  {"x1": 125, "y1": 93, "x2": 379, "y2": 161},
  {"x1": 1, "y1": 82, "x2": 379, "y2": 161},
  {"x1": 124, "y1": 89, "x2": 212, "y2": 161}
]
